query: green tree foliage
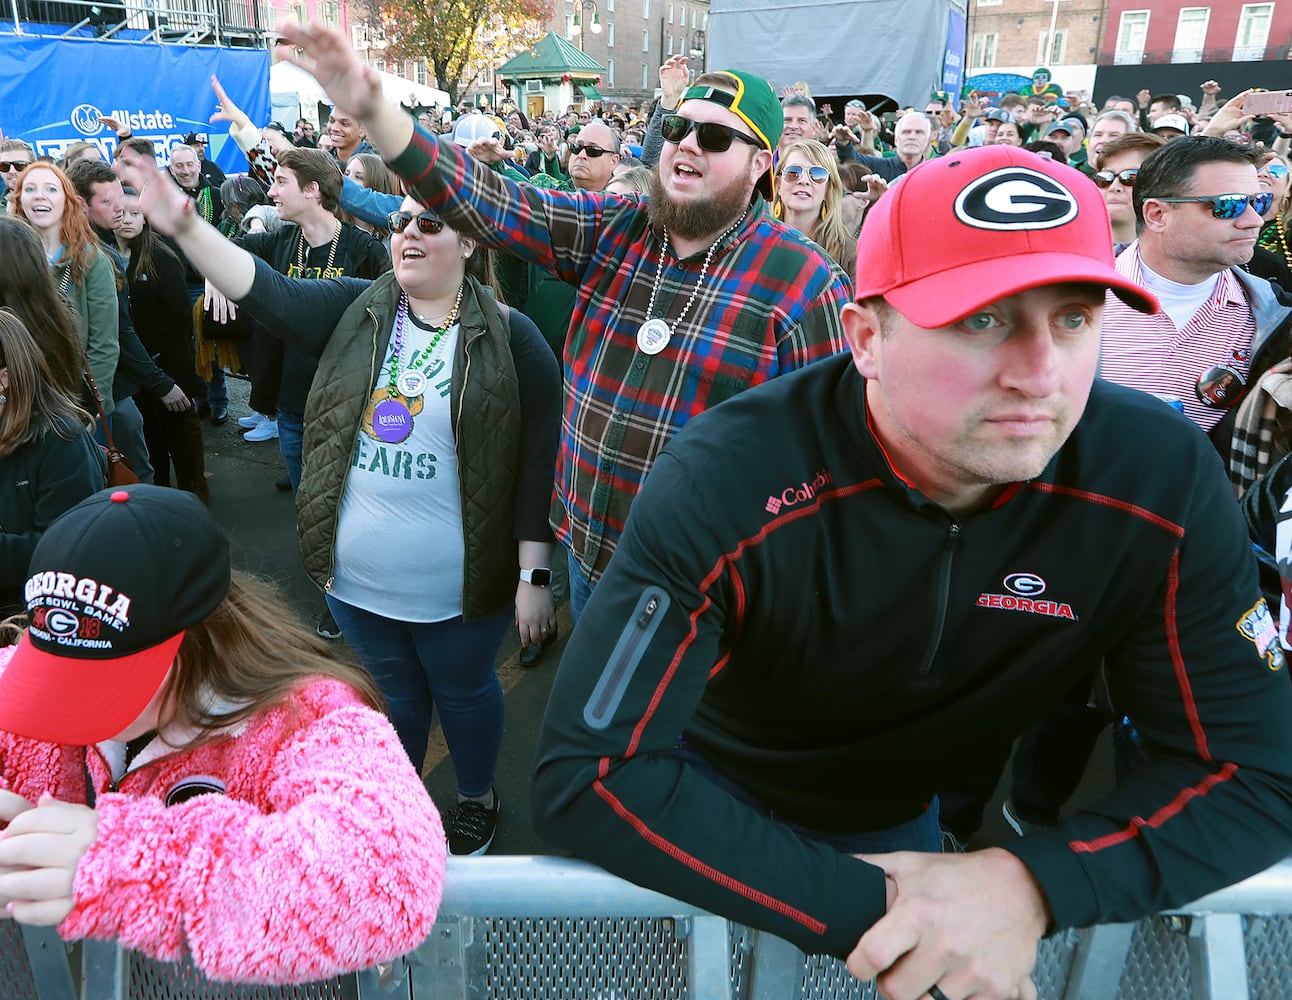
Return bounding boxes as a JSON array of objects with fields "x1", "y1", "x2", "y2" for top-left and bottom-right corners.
[{"x1": 362, "y1": 0, "x2": 553, "y2": 104}]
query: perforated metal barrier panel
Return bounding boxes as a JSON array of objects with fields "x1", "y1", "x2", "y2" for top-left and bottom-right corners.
[
  {"x1": 0, "y1": 920, "x2": 42, "y2": 1000},
  {"x1": 121, "y1": 951, "x2": 357, "y2": 1000},
  {"x1": 8, "y1": 856, "x2": 1292, "y2": 998},
  {"x1": 479, "y1": 917, "x2": 691, "y2": 1000}
]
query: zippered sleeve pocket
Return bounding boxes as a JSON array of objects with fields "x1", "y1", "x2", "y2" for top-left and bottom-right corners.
[{"x1": 583, "y1": 587, "x2": 671, "y2": 730}]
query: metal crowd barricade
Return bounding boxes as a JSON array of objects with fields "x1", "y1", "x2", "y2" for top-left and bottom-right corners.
[{"x1": 5, "y1": 855, "x2": 1292, "y2": 998}]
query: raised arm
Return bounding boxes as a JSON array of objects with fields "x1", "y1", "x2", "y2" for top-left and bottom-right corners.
[
  {"x1": 113, "y1": 148, "x2": 365, "y2": 356},
  {"x1": 273, "y1": 21, "x2": 616, "y2": 285},
  {"x1": 113, "y1": 147, "x2": 255, "y2": 302},
  {"x1": 275, "y1": 22, "x2": 413, "y2": 160}
]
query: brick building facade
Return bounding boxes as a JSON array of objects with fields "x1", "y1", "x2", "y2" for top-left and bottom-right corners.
[
  {"x1": 968, "y1": 0, "x2": 1106, "y2": 95},
  {"x1": 537, "y1": 0, "x2": 710, "y2": 107}
]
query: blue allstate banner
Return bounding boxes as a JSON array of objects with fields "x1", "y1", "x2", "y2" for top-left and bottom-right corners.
[
  {"x1": 0, "y1": 36, "x2": 269, "y2": 173},
  {"x1": 941, "y1": 6, "x2": 967, "y2": 111}
]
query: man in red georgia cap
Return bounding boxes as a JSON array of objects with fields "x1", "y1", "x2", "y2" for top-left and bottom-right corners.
[{"x1": 531, "y1": 147, "x2": 1292, "y2": 999}]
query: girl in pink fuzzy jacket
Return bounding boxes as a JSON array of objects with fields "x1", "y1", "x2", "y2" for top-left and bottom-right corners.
[{"x1": 0, "y1": 485, "x2": 446, "y2": 984}]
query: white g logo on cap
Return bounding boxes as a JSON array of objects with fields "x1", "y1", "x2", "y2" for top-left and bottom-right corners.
[
  {"x1": 954, "y1": 167, "x2": 1079, "y2": 231},
  {"x1": 44, "y1": 609, "x2": 80, "y2": 636}
]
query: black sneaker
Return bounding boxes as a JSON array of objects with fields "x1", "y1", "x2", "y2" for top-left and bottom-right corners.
[
  {"x1": 445, "y1": 791, "x2": 499, "y2": 856},
  {"x1": 316, "y1": 606, "x2": 342, "y2": 640}
]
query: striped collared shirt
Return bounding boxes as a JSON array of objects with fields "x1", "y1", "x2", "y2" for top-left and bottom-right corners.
[
  {"x1": 391, "y1": 129, "x2": 851, "y2": 580},
  {"x1": 1100, "y1": 242, "x2": 1255, "y2": 432}
]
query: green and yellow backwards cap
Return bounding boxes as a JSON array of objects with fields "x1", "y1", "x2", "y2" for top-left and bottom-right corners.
[{"x1": 681, "y1": 70, "x2": 782, "y2": 151}]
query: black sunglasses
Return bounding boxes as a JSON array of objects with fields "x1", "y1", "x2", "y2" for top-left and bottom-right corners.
[
  {"x1": 661, "y1": 115, "x2": 761, "y2": 153},
  {"x1": 568, "y1": 141, "x2": 613, "y2": 158},
  {"x1": 388, "y1": 210, "x2": 446, "y2": 235},
  {"x1": 1154, "y1": 192, "x2": 1273, "y2": 219},
  {"x1": 1092, "y1": 169, "x2": 1138, "y2": 189},
  {"x1": 0, "y1": 160, "x2": 31, "y2": 173}
]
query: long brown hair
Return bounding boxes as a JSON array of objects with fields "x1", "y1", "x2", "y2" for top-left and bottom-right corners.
[
  {"x1": 772, "y1": 140, "x2": 855, "y2": 277},
  {"x1": 0, "y1": 218, "x2": 85, "y2": 400},
  {"x1": 162, "y1": 572, "x2": 384, "y2": 747},
  {"x1": 116, "y1": 209, "x2": 181, "y2": 286},
  {"x1": 0, "y1": 309, "x2": 93, "y2": 458},
  {"x1": 349, "y1": 153, "x2": 401, "y2": 197},
  {"x1": 11, "y1": 162, "x2": 101, "y2": 285}
]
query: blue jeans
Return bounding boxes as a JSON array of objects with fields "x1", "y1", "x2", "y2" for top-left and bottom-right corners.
[
  {"x1": 568, "y1": 549, "x2": 595, "y2": 625},
  {"x1": 203, "y1": 362, "x2": 228, "y2": 408},
  {"x1": 278, "y1": 410, "x2": 304, "y2": 493},
  {"x1": 325, "y1": 597, "x2": 512, "y2": 795},
  {"x1": 672, "y1": 743, "x2": 942, "y2": 854},
  {"x1": 96, "y1": 397, "x2": 154, "y2": 485}
]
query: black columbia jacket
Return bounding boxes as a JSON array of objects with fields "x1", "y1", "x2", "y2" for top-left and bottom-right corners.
[{"x1": 534, "y1": 354, "x2": 1292, "y2": 957}]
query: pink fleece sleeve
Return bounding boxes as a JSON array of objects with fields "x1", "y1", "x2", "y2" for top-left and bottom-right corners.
[{"x1": 59, "y1": 685, "x2": 446, "y2": 984}]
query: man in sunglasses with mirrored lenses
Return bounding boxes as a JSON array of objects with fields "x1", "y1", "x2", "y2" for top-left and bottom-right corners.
[
  {"x1": 270, "y1": 21, "x2": 850, "y2": 627},
  {"x1": 1101, "y1": 136, "x2": 1292, "y2": 456}
]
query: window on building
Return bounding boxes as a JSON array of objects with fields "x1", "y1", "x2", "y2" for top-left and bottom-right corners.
[
  {"x1": 643, "y1": 27, "x2": 649, "y2": 51},
  {"x1": 319, "y1": 1, "x2": 338, "y2": 25},
  {"x1": 1037, "y1": 28, "x2": 1066, "y2": 64},
  {"x1": 292, "y1": 3, "x2": 306, "y2": 23},
  {"x1": 1114, "y1": 10, "x2": 1150, "y2": 64},
  {"x1": 373, "y1": 58, "x2": 385, "y2": 73},
  {"x1": 642, "y1": 0, "x2": 649, "y2": 17},
  {"x1": 691, "y1": 6, "x2": 696, "y2": 27},
  {"x1": 608, "y1": 20, "x2": 614, "y2": 45},
  {"x1": 643, "y1": 62, "x2": 649, "y2": 89},
  {"x1": 1172, "y1": 7, "x2": 1209, "y2": 62},
  {"x1": 351, "y1": 23, "x2": 368, "y2": 47},
  {"x1": 680, "y1": 4, "x2": 686, "y2": 27},
  {"x1": 608, "y1": 58, "x2": 615, "y2": 87},
  {"x1": 606, "y1": 0, "x2": 613, "y2": 9},
  {"x1": 667, "y1": 34, "x2": 673, "y2": 55},
  {"x1": 668, "y1": 2, "x2": 674, "y2": 24},
  {"x1": 1235, "y1": 3, "x2": 1274, "y2": 60},
  {"x1": 414, "y1": 62, "x2": 427, "y2": 86},
  {"x1": 970, "y1": 33, "x2": 997, "y2": 69}
]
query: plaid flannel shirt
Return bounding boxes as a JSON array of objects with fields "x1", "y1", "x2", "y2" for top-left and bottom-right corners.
[{"x1": 391, "y1": 129, "x2": 851, "y2": 580}]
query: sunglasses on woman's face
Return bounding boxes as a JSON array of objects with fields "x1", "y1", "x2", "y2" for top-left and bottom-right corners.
[
  {"x1": 1260, "y1": 161, "x2": 1291, "y2": 180},
  {"x1": 781, "y1": 164, "x2": 829, "y2": 184},
  {"x1": 1092, "y1": 169, "x2": 1138, "y2": 189},
  {"x1": 661, "y1": 115, "x2": 761, "y2": 153},
  {"x1": 388, "y1": 210, "x2": 446, "y2": 235},
  {"x1": 1154, "y1": 192, "x2": 1274, "y2": 219}
]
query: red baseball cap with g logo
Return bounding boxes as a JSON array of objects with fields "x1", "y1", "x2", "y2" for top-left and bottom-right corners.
[{"x1": 854, "y1": 145, "x2": 1158, "y2": 328}]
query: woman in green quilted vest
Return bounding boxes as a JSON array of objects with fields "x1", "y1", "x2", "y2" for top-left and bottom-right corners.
[{"x1": 114, "y1": 148, "x2": 563, "y2": 862}]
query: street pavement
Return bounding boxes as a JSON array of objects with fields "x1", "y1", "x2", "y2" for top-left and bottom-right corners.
[{"x1": 205, "y1": 376, "x2": 1111, "y2": 859}]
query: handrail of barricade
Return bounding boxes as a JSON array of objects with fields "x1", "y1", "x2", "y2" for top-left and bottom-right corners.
[
  {"x1": 1164, "y1": 855, "x2": 1292, "y2": 914},
  {"x1": 440, "y1": 854, "x2": 729, "y2": 917},
  {"x1": 14, "y1": 853, "x2": 1292, "y2": 999}
]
